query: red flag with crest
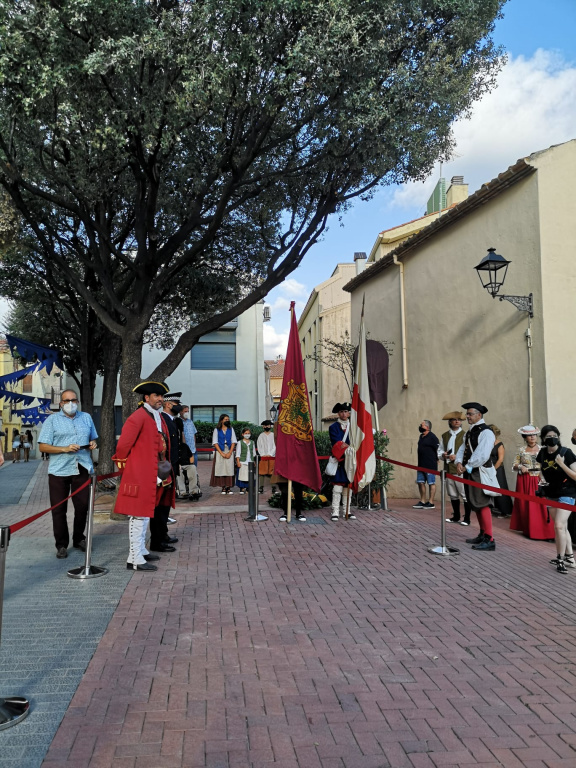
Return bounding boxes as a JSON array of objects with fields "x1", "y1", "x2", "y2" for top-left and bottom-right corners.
[{"x1": 274, "y1": 302, "x2": 322, "y2": 491}]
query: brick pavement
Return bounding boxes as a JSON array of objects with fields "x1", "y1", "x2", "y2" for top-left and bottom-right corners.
[{"x1": 34, "y1": 495, "x2": 576, "y2": 768}]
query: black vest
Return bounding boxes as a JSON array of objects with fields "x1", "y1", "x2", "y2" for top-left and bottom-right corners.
[
  {"x1": 462, "y1": 422, "x2": 492, "y2": 467},
  {"x1": 161, "y1": 412, "x2": 180, "y2": 470}
]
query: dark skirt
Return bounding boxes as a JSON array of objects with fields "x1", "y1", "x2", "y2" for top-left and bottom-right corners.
[
  {"x1": 494, "y1": 465, "x2": 513, "y2": 516},
  {"x1": 465, "y1": 468, "x2": 494, "y2": 511},
  {"x1": 209, "y1": 458, "x2": 234, "y2": 488}
]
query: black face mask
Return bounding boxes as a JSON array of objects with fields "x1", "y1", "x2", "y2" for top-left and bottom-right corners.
[
  {"x1": 544, "y1": 436, "x2": 560, "y2": 447},
  {"x1": 223, "y1": 420, "x2": 230, "y2": 426},
  {"x1": 418, "y1": 426, "x2": 426, "y2": 433},
  {"x1": 264, "y1": 427, "x2": 271, "y2": 431}
]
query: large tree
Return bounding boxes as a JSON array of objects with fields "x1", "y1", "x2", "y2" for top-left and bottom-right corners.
[{"x1": 0, "y1": 0, "x2": 505, "y2": 414}]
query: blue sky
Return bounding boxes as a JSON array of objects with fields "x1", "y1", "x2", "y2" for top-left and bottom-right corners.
[{"x1": 263, "y1": 0, "x2": 576, "y2": 357}]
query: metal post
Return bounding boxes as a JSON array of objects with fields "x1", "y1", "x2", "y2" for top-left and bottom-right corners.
[
  {"x1": 254, "y1": 455, "x2": 267, "y2": 521},
  {"x1": 381, "y1": 484, "x2": 388, "y2": 511},
  {"x1": 68, "y1": 475, "x2": 109, "y2": 579},
  {"x1": 428, "y1": 470, "x2": 459, "y2": 556},
  {"x1": 0, "y1": 525, "x2": 30, "y2": 730},
  {"x1": 245, "y1": 456, "x2": 268, "y2": 522}
]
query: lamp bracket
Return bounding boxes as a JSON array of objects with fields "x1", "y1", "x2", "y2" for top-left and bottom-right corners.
[{"x1": 498, "y1": 293, "x2": 533, "y2": 318}]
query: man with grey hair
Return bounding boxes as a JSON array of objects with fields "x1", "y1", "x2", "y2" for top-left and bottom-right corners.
[
  {"x1": 413, "y1": 419, "x2": 439, "y2": 509},
  {"x1": 38, "y1": 388, "x2": 98, "y2": 559}
]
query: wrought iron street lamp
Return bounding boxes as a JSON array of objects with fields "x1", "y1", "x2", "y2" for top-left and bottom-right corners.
[
  {"x1": 473, "y1": 247, "x2": 533, "y2": 317},
  {"x1": 270, "y1": 403, "x2": 278, "y2": 422}
]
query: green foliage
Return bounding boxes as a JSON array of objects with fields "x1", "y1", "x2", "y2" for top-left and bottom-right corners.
[
  {"x1": 0, "y1": 0, "x2": 506, "y2": 390},
  {"x1": 374, "y1": 430, "x2": 394, "y2": 490},
  {"x1": 267, "y1": 491, "x2": 329, "y2": 510},
  {"x1": 194, "y1": 421, "x2": 263, "y2": 444}
]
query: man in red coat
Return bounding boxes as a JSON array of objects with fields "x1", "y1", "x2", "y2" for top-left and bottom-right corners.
[{"x1": 113, "y1": 381, "x2": 176, "y2": 571}]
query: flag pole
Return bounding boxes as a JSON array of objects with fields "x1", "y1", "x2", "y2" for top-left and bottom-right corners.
[
  {"x1": 345, "y1": 483, "x2": 351, "y2": 520},
  {"x1": 287, "y1": 480, "x2": 292, "y2": 523}
]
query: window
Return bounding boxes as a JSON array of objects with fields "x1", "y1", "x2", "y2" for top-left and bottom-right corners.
[
  {"x1": 191, "y1": 328, "x2": 236, "y2": 370},
  {"x1": 22, "y1": 374, "x2": 33, "y2": 393},
  {"x1": 191, "y1": 406, "x2": 237, "y2": 423}
]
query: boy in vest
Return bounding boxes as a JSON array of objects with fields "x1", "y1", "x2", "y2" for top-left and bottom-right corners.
[
  {"x1": 456, "y1": 402, "x2": 496, "y2": 551},
  {"x1": 438, "y1": 411, "x2": 471, "y2": 525}
]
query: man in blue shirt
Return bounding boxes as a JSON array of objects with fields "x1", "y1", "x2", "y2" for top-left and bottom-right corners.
[{"x1": 38, "y1": 389, "x2": 98, "y2": 559}]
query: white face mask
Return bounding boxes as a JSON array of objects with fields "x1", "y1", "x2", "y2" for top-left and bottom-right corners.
[
  {"x1": 244, "y1": 433, "x2": 251, "y2": 439},
  {"x1": 182, "y1": 413, "x2": 190, "y2": 420},
  {"x1": 62, "y1": 402, "x2": 78, "y2": 415}
]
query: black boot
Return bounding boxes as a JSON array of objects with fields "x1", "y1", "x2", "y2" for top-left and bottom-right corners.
[
  {"x1": 472, "y1": 534, "x2": 496, "y2": 551},
  {"x1": 446, "y1": 499, "x2": 460, "y2": 523},
  {"x1": 462, "y1": 501, "x2": 471, "y2": 526},
  {"x1": 466, "y1": 530, "x2": 484, "y2": 544}
]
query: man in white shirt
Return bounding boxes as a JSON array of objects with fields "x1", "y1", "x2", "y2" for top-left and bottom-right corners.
[
  {"x1": 438, "y1": 411, "x2": 470, "y2": 525},
  {"x1": 456, "y1": 402, "x2": 496, "y2": 551}
]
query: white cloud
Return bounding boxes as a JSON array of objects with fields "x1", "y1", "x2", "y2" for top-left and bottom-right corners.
[
  {"x1": 390, "y1": 49, "x2": 576, "y2": 211},
  {"x1": 277, "y1": 278, "x2": 308, "y2": 299},
  {"x1": 263, "y1": 323, "x2": 288, "y2": 359}
]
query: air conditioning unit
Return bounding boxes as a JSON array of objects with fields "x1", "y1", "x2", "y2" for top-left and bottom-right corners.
[{"x1": 263, "y1": 306, "x2": 271, "y2": 322}]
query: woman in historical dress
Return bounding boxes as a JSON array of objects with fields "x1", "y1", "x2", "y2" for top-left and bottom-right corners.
[
  {"x1": 509, "y1": 425, "x2": 552, "y2": 539},
  {"x1": 210, "y1": 414, "x2": 237, "y2": 494},
  {"x1": 488, "y1": 425, "x2": 512, "y2": 518}
]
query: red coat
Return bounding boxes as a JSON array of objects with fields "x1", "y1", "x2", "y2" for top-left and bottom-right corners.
[{"x1": 112, "y1": 407, "x2": 175, "y2": 518}]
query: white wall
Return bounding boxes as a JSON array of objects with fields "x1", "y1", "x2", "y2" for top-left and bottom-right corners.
[{"x1": 93, "y1": 303, "x2": 267, "y2": 424}]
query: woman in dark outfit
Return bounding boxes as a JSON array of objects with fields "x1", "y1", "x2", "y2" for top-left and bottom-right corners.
[
  {"x1": 537, "y1": 425, "x2": 576, "y2": 574},
  {"x1": 488, "y1": 425, "x2": 512, "y2": 517}
]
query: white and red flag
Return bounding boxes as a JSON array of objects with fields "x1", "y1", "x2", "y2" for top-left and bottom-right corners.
[{"x1": 348, "y1": 306, "x2": 376, "y2": 492}]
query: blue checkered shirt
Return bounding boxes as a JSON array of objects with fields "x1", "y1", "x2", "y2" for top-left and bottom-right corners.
[{"x1": 38, "y1": 410, "x2": 98, "y2": 476}]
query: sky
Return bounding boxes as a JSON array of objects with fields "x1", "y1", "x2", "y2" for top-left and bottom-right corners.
[
  {"x1": 2, "y1": 1, "x2": 576, "y2": 358},
  {"x1": 262, "y1": 0, "x2": 576, "y2": 359}
]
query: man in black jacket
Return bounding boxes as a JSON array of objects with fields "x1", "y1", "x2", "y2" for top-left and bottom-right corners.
[{"x1": 149, "y1": 392, "x2": 182, "y2": 551}]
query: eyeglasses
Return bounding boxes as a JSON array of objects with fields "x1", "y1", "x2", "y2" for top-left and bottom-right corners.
[{"x1": 61, "y1": 398, "x2": 79, "y2": 403}]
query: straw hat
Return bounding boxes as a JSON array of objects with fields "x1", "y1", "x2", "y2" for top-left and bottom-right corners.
[
  {"x1": 443, "y1": 411, "x2": 465, "y2": 420},
  {"x1": 517, "y1": 424, "x2": 540, "y2": 435}
]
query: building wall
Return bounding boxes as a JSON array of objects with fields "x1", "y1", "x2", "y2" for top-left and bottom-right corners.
[
  {"x1": 533, "y1": 140, "x2": 576, "y2": 438},
  {"x1": 351, "y1": 172, "x2": 547, "y2": 497},
  {"x1": 299, "y1": 264, "x2": 356, "y2": 430}
]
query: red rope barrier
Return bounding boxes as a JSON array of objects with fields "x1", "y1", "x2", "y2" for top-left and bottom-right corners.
[
  {"x1": 9, "y1": 469, "x2": 123, "y2": 534},
  {"x1": 378, "y1": 455, "x2": 576, "y2": 513}
]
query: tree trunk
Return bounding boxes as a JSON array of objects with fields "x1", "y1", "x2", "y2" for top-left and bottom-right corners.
[
  {"x1": 119, "y1": 332, "x2": 144, "y2": 421},
  {"x1": 79, "y1": 312, "x2": 95, "y2": 414},
  {"x1": 97, "y1": 334, "x2": 122, "y2": 474}
]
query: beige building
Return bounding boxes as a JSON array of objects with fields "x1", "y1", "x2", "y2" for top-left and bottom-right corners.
[
  {"x1": 298, "y1": 263, "x2": 357, "y2": 429},
  {"x1": 344, "y1": 139, "x2": 576, "y2": 497},
  {"x1": 265, "y1": 357, "x2": 285, "y2": 405}
]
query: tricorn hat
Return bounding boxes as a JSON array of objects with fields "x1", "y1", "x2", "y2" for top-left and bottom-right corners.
[
  {"x1": 164, "y1": 392, "x2": 182, "y2": 403},
  {"x1": 133, "y1": 381, "x2": 169, "y2": 397},
  {"x1": 443, "y1": 411, "x2": 465, "y2": 421},
  {"x1": 332, "y1": 402, "x2": 352, "y2": 414},
  {"x1": 461, "y1": 401, "x2": 488, "y2": 415},
  {"x1": 261, "y1": 420, "x2": 273, "y2": 426}
]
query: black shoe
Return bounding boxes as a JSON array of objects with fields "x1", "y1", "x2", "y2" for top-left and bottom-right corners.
[
  {"x1": 164, "y1": 536, "x2": 179, "y2": 544},
  {"x1": 127, "y1": 562, "x2": 158, "y2": 571},
  {"x1": 423, "y1": 502, "x2": 436, "y2": 509},
  {"x1": 73, "y1": 540, "x2": 86, "y2": 552},
  {"x1": 56, "y1": 547, "x2": 68, "y2": 559},
  {"x1": 460, "y1": 519, "x2": 471, "y2": 526},
  {"x1": 149, "y1": 544, "x2": 176, "y2": 552},
  {"x1": 167, "y1": 517, "x2": 177, "y2": 524},
  {"x1": 245, "y1": 515, "x2": 257, "y2": 522},
  {"x1": 466, "y1": 532, "x2": 484, "y2": 544},
  {"x1": 144, "y1": 554, "x2": 160, "y2": 562},
  {"x1": 472, "y1": 537, "x2": 495, "y2": 551},
  {"x1": 446, "y1": 517, "x2": 461, "y2": 524},
  {"x1": 412, "y1": 502, "x2": 425, "y2": 509}
]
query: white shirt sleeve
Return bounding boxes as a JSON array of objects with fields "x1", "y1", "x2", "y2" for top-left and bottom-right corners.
[
  {"x1": 236, "y1": 442, "x2": 242, "y2": 458},
  {"x1": 466, "y1": 429, "x2": 496, "y2": 471},
  {"x1": 212, "y1": 429, "x2": 218, "y2": 446},
  {"x1": 437, "y1": 439, "x2": 446, "y2": 459},
  {"x1": 230, "y1": 428, "x2": 237, "y2": 444},
  {"x1": 455, "y1": 439, "x2": 465, "y2": 464}
]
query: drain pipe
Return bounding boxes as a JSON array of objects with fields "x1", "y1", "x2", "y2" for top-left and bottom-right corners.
[{"x1": 393, "y1": 254, "x2": 408, "y2": 388}]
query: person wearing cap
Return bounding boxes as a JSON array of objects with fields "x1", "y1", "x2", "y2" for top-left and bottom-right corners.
[
  {"x1": 413, "y1": 420, "x2": 439, "y2": 510},
  {"x1": 257, "y1": 420, "x2": 276, "y2": 494},
  {"x1": 329, "y1": 402, "x2": 355, "y2": 520},
  {"x1": 38, "y1": 388, "x2": 98, "y2": 559},
  {"x1": 455, "y1": 402, "x2": 496, "y2": 551},
  {"x1": 510, "y1": 425, "x2": 549, "y2": 539},
  {"x1": 438, "y1": 411, "x2": 470, "y2": 525},
  {"x1": 152, "y1": 393, "x2": 182, "y2": 548},
  {"x1": 112, "y1": 381, "x2": 175, "y2": 571}
]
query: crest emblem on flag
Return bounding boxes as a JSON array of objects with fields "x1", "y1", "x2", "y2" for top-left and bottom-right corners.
[{"x1": 280, "y1": 380, "x2": 313, "y2": 442}]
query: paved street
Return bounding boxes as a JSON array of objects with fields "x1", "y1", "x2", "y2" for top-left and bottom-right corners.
[{"x1": 1, "y1": 462, "x2": 576, "y2": 767}]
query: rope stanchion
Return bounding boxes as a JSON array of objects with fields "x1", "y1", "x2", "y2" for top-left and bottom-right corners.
[
  {"x1": 428, "y1": 470, "x2": 459, "y2": 557},
  {"x1": 0, "y1": 525, "x2": 30, "y2": 730},
  {"x1": 67, "y1": 474, "x2": 109, "y2": 580}
]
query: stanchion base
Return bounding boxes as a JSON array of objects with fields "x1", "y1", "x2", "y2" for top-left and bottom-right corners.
[
  {"x1": 67, "y1": 565, "x2": 109, "y2": 579},
  {"x1": 0, "y1": 696, "x2": 30, "y2": 731},
  {"x1": 428, "y1": 545, "x2": 460, "y2": 556}
]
